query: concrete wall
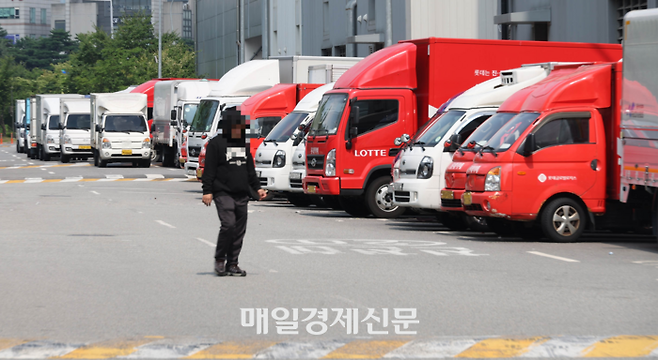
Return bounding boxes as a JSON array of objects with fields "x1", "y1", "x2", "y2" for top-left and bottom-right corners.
[
  {"x1": 407, "y1": 0, "x2": 498, "y2": 40},
  {"x1": 69, "y1": 2, "x2": 96, "y2": 36}
]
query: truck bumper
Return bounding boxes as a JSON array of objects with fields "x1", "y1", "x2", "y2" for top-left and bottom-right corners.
[
  {"x1": 391, "y1": 179, "x2": 440, "y2": 209},
  {"x1": 61, "y1": 145, "x2": 93, "y2": 156},
  {"x1": 303, "y1": 175, "x2": 340, "y2": 195},
  {"x1": 99, "y1": 148, "x2": 150, "y2": 161},
  {"x1": 463, "y1": 191, "x2": 535, "y2": 221},
  {"x1": 257, "y1": 167, "x2": 292, "y2": 192},
  {"x1": 441, "y1": 189, "x2": 466, "y2": 212},
  {"x1": 44, "y1": 145, "x2": 60, "y2": 154}
]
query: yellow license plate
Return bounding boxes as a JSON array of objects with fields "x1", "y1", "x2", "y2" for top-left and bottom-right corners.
[
  {"x1": 307, "y1": 185, "x2": 316, "y2": 194},
  {"x1": 121, "y1": 149, "x2": 132, "y2": 155},
  {"x1": 462, "y1": 192, "x2": 472, "y2": 206},
  {"x1": 441, "y1": 190, "x2": 454, "y2": 200},
  {"x1": 79, "y1": 145, "x2": 91, "y2": 150}
]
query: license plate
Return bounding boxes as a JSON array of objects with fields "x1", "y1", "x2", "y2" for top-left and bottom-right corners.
[
  {"x1": 462, "y1": 192, "x2": 472, "y2": 206},
  {"x1": 78, "y1": 145, "x2": 91, "y2": 150},
  {"x1": 394, "y1": 182, "x2": 403, "y2": 191},
  {"x1": 256, "y1": 171, "x2": 261, "y2": 177},
  {"x1": 290, "y1": 172, "x2": 302, "y2": 180},
  {"x1": 122, "y1": 149, "x2": 132, "y2": 155},
  {"x1": 196, "y1": 168, "x2": 203, "y2": 178},
  {"x1": 307, "y1": 185, "x2": 316, "y2": 193},
  {"x1": 441, "y1": 190, "x2": 454, "y2": 200}
]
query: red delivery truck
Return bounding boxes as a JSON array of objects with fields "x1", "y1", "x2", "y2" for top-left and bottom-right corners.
[
  {"x1": 239, "y1": 83, "x2": 322, "y2": 159},
  {"x1": 303, "y1": 37, "x2": 622, "y2": 218}
]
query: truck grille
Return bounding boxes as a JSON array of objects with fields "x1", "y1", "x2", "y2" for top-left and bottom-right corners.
[
  {"x1": 189, "y1": 146, "x2": 201, "y2": 157},
  {"x1": 307, "y1": 155, "x2": 324, "y2": 170},
  {"x1": 290, "y1": 178, "x2": 303, "y2": 188},
  {"x1": 441, "y1": 199, "x2": 462, "y2": 208},
  {"x1": 394, "y1": 191, "x2": 411, "y2": 203},
  {"x1": 258, "y1": 177, "x2": 267, "y2": 187}
]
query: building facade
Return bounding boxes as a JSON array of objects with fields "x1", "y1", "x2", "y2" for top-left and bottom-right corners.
[{"x1": 0, "y1": 0, "x2": 60, "y2": 42}]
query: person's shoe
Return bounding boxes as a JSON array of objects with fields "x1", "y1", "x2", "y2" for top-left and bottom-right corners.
[
  {"x1": 214, "y1": 261, "x2": 227, "y2": 276},
  {"x1": 226, "y1": 264, "x2": 247, "y2": 277}
]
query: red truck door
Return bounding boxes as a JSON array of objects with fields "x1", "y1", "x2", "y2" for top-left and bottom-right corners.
[
  {"x1": 512, "y1": 111, "x2": 602, "y2": 218},
  {"x1": 340, "y1": 95, "x2": 407, "y2": 191}
]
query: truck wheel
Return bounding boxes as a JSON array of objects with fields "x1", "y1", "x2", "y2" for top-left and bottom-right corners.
[
  {"x1": 438, "y1": 212, "x2": 469, "y2": 231},
  {"x1": 540, "y1": 197, "x2": 586, "y2": 242},
  {"x1": 486, "y1": 218, "x2": 516, "y2": 237},
  {"x1": 42, "y1": 148, "x2": 50, "y2": 161},
  {"x1": 466, "y1": 216, "x2": 489, "y2": 232},
  {"x1": 339, "y1": 196, "x2": 371, "y2": 217},
  {"x1": 150, "y1": 146, "x2": 161, "y2": 163},
  {"x1": 60, "y1": 154, "x2": 70, "y2": 163},
  {"x1": 309, "y1": 195, "x2": 327, "y2": 208},
  {"x1": 321, "y1": 195, "x2": 343, "y2": 210},
  {"x1": 93, "y1": 150, "x2": 99, "y2": 167},
  {"x1": 99, "y1": 158, "x2": 108, "y2": 168},
  {"x1": 16, "y1": 141, "x2": 20, "y2": 153},
  {"x1": 365, "y1": 176, "x2": 405, "y2": 218}
]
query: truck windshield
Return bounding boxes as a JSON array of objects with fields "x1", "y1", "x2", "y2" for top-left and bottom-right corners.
[
  {"x1": 183, "y1": 104, "x2": 198, "y2": 124},
  {"x1": 252, "y1": 117, "x2": 281, "y2": 139},
  {"x1": 104, "y1": 115, "x2": 147, "y2": 132},
  {"x1": 310, "y1": 94, "x2": 348, "y2": 136},
  {"x1": 486, "y1": 112, "x2": 539, "y2": 152},
  {"x1": 460, "y1": 112, "x2": 517, "y2": 150},
  {"x1": 48, "y1": 115, "x2": 60, "y2": 130},
  {"x1": 190, "y1": 100, "x2": 219, "y2": 133},
  {"x1": 66, "y1": 114, "x2": 91, "y2": 130},
  {"x1": 414, "y1": 110, "x2": 466, "y2": 147},
  {"x1": 265, "y1": 112, "x2": 308, "y2": 142}
]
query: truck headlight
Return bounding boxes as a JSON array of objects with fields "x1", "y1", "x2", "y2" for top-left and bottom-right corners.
[
  {"x1": 273, "y1": 150, "x2": 286, "y2": 168},
  {"x1": 484, "y1": 166, "x2": 501, "y2": 191},
  {"x1": 325, "y1": 149, "x2": 336, "y2": 177},
  {"x1": 417, "y1": 156, "x2": 433, "y2": 179},
  {"x1": 102, "y1": 138, "x2": 111, "y2": 149},
  {"x1": 142, "y1": 138, "x2": 150, "y2": 148},
  {"x1": 46, "y1": 135, "x2": 55, "y2": 144},
  {"x1": 63, "y1": 135, "x2": 72, "y2": 144}
]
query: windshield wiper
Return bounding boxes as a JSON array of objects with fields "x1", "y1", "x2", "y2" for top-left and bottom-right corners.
[
  {"x1": 413, "y1": 141, "x2": 426, "y2": 151},
  {"x1": 479, "y1": 145, "x2": 498, "y2": 157},
  {"x1": 263, "y1": 139, "x2": 278, "y2": 146}
]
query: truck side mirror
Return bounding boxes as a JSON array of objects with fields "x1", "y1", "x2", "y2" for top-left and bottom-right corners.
[
  {"x1": 349, "y1": 105, "x2": 360, "y2": 139},
  {"x1": 95, "y1": 124, "x2": 103, "y2": 132},
  {"x1": 58, "y1": 123, "x2": 63, "y2": 130},
  {"x1": 171, "y1": 109, "x2": 177, "y2": 121},
  {"x1": 170, "y1": 120, "x2": 177, "y2": 127},
  {"x1": 41, "y1": 124, "x2": 46, "y2": 130},
  {"x1": 444, "y1": 134, "x2": 462, "y2": 152},
  {"x1": 522, "y1": 133, "x2": 536, "y2": 157},
  {"x1": 181, "y1": 120, "x2": 188, "y2": 128}
]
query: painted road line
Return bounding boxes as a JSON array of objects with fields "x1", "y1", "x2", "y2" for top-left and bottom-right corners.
[
  {"x1": 384, "y1": 338, "x2": 484, "y2": 358},
  {"x1": 156, "y1": 220, "x2": 176, "y2": 229},
  {"x1": 527, "y1": 251, "x2": 580, "y2": 263},
  {"x1": 61, "y1": 177, "x2": 83, "y2": 182},
  {"x1": 106, "y1": 174, "x2": 124, "y2": 179},
  {"x1": 59, "y1": 338, "x2": 154, "y2": 359},
  {"x1": 0, "y1": 178, "x2": 197, "y2": 185},
  {"x1": 520, "y1": 336, "x2": 607, "y2": 358},
  {"x1": 0, "y1": 340, "x2": 85, "y2": 359},
  {"x1": 91, "y1": 191, "x2": 100, "y2": 195},
  {"x1": 323, "y1": 340, "x2": 409, "y2": 359},
  {"x1": 582, "y1": 336, "x2": 658, "y2": 357},
  {"x1": 196, "y1": 238, "x2": 215, "y2": 247},
  {"x1": 146, "y1": 174, "x2": 165, "y2": 179},
  {"x1": 455, "y1": 337, "x2": 550, "y2": 358},
  {"x1": 123, "y1": 339, "x2": 218, "y2": 359},
  {"x1": 185, "y1": 341, "x2": 277, "y2": 359},
  {"x1": 256, "y1": 340, "x2": 348, "y2": 359},
  {"x1": 0, "y1": 340, "x2": 30, "y2": 352},
  {"x1": 24, "y1": 178, "x2": 43, "y2": 184}
]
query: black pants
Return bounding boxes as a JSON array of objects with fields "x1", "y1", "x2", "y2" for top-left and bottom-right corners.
[{"x1": 213, "y1": 194, "x2": 249, "y2": 265}]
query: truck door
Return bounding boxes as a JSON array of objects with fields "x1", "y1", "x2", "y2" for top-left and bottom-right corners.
[
  {"x1": 512, "y1": 112, "x2": 600, "y2": 217},
  {"x1": 341, "y1": 96, "x2": 405, "y2": 190}
]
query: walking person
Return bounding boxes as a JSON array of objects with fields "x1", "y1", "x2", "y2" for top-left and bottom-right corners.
[{"x1": 201, "y1": 113, "x2": 266, "y2": 277}]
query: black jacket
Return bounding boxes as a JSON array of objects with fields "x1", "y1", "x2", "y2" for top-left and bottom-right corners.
[{"x1": 201, "y1": 135, "x2": 261, "y2": 198}]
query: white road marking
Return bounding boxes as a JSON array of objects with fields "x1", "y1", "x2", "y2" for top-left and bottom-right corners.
[
  {"x1": 40, "y1": 168, "x2": 46, "y2": 171},
  {"x1": 256, "y1": 340, "x2": 348, "y2": 359},
  {"x1": 90, "y1": 191, "x2": 100, "y2": 195},
  {"x1": 61, "y1": 177, "x2": 83, "y2": 182},
  {"x1": 25, "y1": 178, "x2": 43, "y2": 183},
  {"x1": 155, "y1": 220, "x2": 176, "y2": 229},
  {"x1": 196, "y1": 238, "x2": 215, "y2": 247},
  {"x1": 145, "y1": 174, "x2": 165, "y2": 179},
  {"x1": 0, "y1": 340, "x2": 85, "y2": 359},
  {"x1": 123, "y1": 339, "x2": 217, "y2": 359},
  {"x1": 48, "y1": 171, "x2": 55, "y2": 174},
  {"x1": 384, "y1": 338, "x2": 482, "y2": 358},
  {"x1": 528, "y1": 251, "x2": 579, "y2": 263},
  {"x1": 269, "y1": 269, "x2": 278, "y2": 273},
  {"x1": 106, "y1": 174, "x2": 124, "y2": 179}
]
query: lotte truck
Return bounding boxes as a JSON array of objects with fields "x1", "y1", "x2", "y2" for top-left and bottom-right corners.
[
  {"x1": 59, "y1": 98, "x2": 92, "y2": 163},
  {"x1": 462, "y1": 9, "x2": 658, "y2": 242},
  {"x1": 15, "y1": 99, "x2": 25, "y2": 153},
  {"x1": 302, "y1": 38, "x2": 622, "y2": 218},
  {"x1": 90, "y1": 93, "x2": 150, "y2": 168},
  {"x1": 152, "y1": 79, "x2": 217, "y2": 167},
  {"x1": 391, "y1": 64, "x2": 556, "y2": 228},
  {"x1": 35, "y1": 94, "x2": 85, "y2": 161},
  {"x1": 254, "y1": 82, "x2": 335, "y2": 205}
]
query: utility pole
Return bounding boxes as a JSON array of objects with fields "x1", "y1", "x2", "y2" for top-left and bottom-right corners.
[{"x1": 158, "y1": 0, "x2": 162, "y2": 78}]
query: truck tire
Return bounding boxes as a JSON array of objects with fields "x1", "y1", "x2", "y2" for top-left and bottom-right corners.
[
  {"x1": 438, "y1": 212, "x2": 469, "y2": 231},
  {"x1": 99, "y1": 159, "x2": 108, "y2": 168},
  {"x1": 339, "y1": 196, "x2": 371, "y2": 217},
  {"x1": 150, "y1": 146, "x2": 161, "y2": 163},
  {"x1": 466, "y1": 216, "x2": 489, "y2": 232},
  {"x1": 365, "y1": 176, "x2": 405, "y2": 218},
  {"x1": 16, "y1": 141, "x2": 21, "y2": 153},
  {"x1": 163, "y1": 146, "x2": 176, "y2": 167},
  {"x1": 42, "y1": 148, "x2": 50, "y2": 161},
  {"x1": 540, "y1": 197, "x2": 586, "y2": 242},
  {"x1": 93, "y1": 150, "x2": 99, "y2": 167},
  {"x1": 60, "y1": 154, "x2": 70, "y2": 163}
]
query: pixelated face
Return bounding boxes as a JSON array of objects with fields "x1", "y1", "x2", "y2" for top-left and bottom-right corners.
[
  {"x1": 231, "y1": 123, "x2": 246, "y2": 139},
  {"x1": 221, "y1": 108, "x2": 248, "y2": 145}
]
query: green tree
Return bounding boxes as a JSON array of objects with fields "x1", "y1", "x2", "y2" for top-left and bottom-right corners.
[{"x1": 7, "y1": 29, "x2": 77, "y2": 71}]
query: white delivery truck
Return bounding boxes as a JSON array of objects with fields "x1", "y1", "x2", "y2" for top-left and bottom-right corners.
[
  {"x1": 26, "y1": 96, "x2": 36, "y2": 159},
  {"x1": 59, "y1": 98, "x2": 92, "y2": 163},
  {"x1": 15, "y1": 99, "x2": 25, "y2": 153},
  {"x1": 35, "y1": 94, "x2": 85, "y2": 161},
  {"x1": 90, "y1": 93, "x2": 150, "y2": 168},
  {"x1": 391, "y1": 64, "x2": 557, "y2": 226},
  {"x1": 255, "y1": 82, "x2": 334, "y2": 204},
  {"x1": 152, "y1": 79, "x2": 215, "y2": 168},
  {"x1": 308, "y1": 64, "x2": 355, "y2": 84}
]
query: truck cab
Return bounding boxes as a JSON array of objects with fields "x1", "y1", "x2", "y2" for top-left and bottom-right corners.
[
  {"x1": 36, "y1": 94, "x2": 85, "y2": 161},
  {"x1": 59, "y1": 98, "x2": 92, "y2": 163},
  {"x1": 15, "y1": 100, "x2": 25, "y2": 154}
]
